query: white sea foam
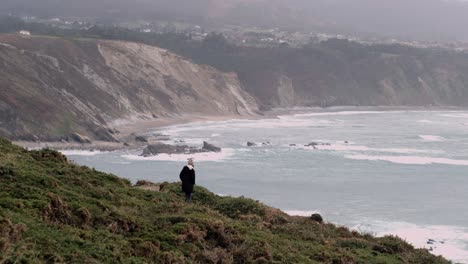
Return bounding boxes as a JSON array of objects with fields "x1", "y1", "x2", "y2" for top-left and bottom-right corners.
[
  {"x1": 439, "y1": 113, "x2": 468, "y2": 119},
  {"x1": 293, "y1": 110, "x2": 405, "y2": 118},
  {"x1": 237, "y1": 148, "x2": 252, "y2": 152},
  {"x1": 345, "y1": 154, "x2": 468, "y2": 166},
  {"x1": 122, "y1": 148, "x2": 235, "y2": 162},
  {"x1": 299, "y1": 143, "x2": 442, "y2": 154},
  {"x1": 160, "y1": 116, "x2": 336, "y2": 135},
  {"x1": 418, "y1": 119, "x2": 434, "y2": 124},
  {"x1": 59, "y1": 150, "x2": 108, "y2": 156},
  {"x1": 167, "y1": 138, "x2": 208, "y2": 145},
  {"x1": 352, "y1": 220, "x2": 468, "y2": 263},
  {"x1": 419, "y1": 135, "x2": 445, "y2": 142}
]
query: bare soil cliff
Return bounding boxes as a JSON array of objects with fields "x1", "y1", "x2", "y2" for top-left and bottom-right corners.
[{"x1": 0, "y1": 34, "x2": 258, "y2": 141}]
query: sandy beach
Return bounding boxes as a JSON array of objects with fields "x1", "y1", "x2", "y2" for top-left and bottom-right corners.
[{"x1": 13, "y1": 114, "x2": 265, "y2": 151}]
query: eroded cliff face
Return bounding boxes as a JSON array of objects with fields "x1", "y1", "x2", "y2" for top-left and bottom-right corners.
[
  {"x1": 0, "y1": 35, "x2": 258, "y2": 141},
  {"x1": 174, "y1": 40, "x2": 468, "y2": 109},
  {"x1": 241, "y1": 49, "x2": 468, "y2": 108}
]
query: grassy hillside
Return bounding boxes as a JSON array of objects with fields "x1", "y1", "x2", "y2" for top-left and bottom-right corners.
[{"x1": 0, "y1": 138, "x2": 449, "y2": 263}]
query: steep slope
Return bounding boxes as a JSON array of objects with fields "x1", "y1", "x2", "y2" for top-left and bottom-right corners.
[
  {"x1": 0, "y1": 34, "x2": 258, "y2": 141},
  {"x1": 0, "y1": 138, "x2": 450, "y2": 263}
]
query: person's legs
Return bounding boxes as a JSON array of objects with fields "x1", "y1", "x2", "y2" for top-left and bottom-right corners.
[{"x1": 185, "y1": 192, "x2": 192, "y2": 202}]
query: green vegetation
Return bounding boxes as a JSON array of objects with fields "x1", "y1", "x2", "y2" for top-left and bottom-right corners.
[{"x1": 0, "y1": 138, "x2": 449, "y2": 263}]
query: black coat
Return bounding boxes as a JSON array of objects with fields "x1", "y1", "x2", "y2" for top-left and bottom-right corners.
[{"x1": 179, "y1": 166, "x2": 195, "y2": 194}]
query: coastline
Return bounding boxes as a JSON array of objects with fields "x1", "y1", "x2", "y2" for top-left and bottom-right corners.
[
  {"x1": 13, "y1": 114, "x2": 268, "y2": 152},
  {"x1": 13, "y1": 106, "x2": 468, "y2": 152},
  {"x1": 32, "y1": 106, "x2": 468, "y2": 263}
]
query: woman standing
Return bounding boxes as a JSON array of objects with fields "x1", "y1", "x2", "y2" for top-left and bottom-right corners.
[{"x1": 179, "y1": 158, "x2": 195, "y2": 202}]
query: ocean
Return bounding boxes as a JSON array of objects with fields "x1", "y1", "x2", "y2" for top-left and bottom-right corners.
[{"x1": 63, "y1": 108, "x2": 468, "y2": 263}]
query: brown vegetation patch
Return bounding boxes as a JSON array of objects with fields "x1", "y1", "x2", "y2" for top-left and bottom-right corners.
[
  {"x1": 43, "y1": 194, "x2": 74, "y2": 225},
  {"x1": 0, "y1": 218, "x2": 27, "y2": 256},
  {"x1": 76, "y1": 207, "x2": 92, "y2": 226},
  {"x1": 205, "y1": 221, "x2": 239, "y2": 248},
  {"x1": 233, "y1": 240, "x2": 273, "y2": 263},
  {"x1": 135, "y1": 180, "x2": 160, "y2": 192},
  {"x1": 131, "y1": 239, "x2": 161, "y2": 258},
  {"x1": 176, "y1": 225, "x2": 207, "y2": 245},
  {"x1": 107, "y1": 219, "x2": 139, "y2": 234},
  {"x1": 199, "y1": 248, "x2": 233, "y2": 264},
  {"x1": 31, "y1": 149, "x2": 68, "y2": 163}
]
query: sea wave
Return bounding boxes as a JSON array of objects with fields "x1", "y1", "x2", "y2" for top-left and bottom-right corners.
[
  {"x1": 345, "y1": 154, "x2": 468, "y2": 166},
  {"x1": 439, "y1": 113, "x2": 468, "y2": 119},
  {"x1": 121, "y1": 148, "x2": 235, "y2": 162},
  {"x1": 160, "y1": 116, "x2": 337, "y2": 134},
  {"x1": 298, "y1": 143, "x2": 442, "y2": 154},
  {"x1": 352, "y1": 220, "x2": 468, "y2": 263},
  {"x1": 292, "y1": 110, "x2": 405, "y2": 117},
  {"x1": 419, "y1": 135, "x2": 445, "y2": 142},
  {"x1": 59, "y1": 150, "x2": 109, "y2": 156},
  {"x1": 418, "y1": 119, "x2": 434, "y2": 124}
]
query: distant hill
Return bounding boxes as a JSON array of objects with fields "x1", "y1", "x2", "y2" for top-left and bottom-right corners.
[
  {"x1": 3, "y1": 0, "x2": 468, "y2": 41},
  {"x1": 0, "y1": 138, "x2": 450, "y2": 263}
]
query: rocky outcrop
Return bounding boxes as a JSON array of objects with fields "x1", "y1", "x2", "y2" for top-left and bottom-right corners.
[
  {"x1": 310, "y1": 214, "x2": 324, "y2": 223},
  {"x1": 305, "y1": 142, "x2": 331, "y2": 148},
  {"x1": 142, "y1": 142, "x2": 221, "y2": 157},
  {"x1": 142, "y1": 143, "x2": 190, "y2": 156},
  {"x1": 0, "y1": 34, "x2": 259, "y2": 141},
  {"x1": 202, "y1": 141, "x2": 221, "y2": 152},
  {"x1": 134, "y1": 136, "x2": 149, "y2": 143},
  {"x1": 69, "y1": 133, "x2": 92, "y2": 144}
]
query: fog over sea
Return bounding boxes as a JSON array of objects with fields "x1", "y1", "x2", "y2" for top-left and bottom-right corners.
[{"x1": 64, "y1": 108, "x2": 468, "y2": 263}]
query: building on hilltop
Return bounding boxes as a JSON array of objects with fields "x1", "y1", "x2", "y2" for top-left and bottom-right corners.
[{"x1": 18, "y1": 30, "x2": 31, "y2": 36}]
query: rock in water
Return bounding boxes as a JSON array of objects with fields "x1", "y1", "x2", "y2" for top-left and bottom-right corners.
[
  {"x1": 135, "y1": 136, "x2": 149, "y2": 143},
  {"x1": 304, "y1": 142, "x2": 331, "y2": 149},
  {"x1": 142, "y1": 143, "x2": 190, "y2": 156},
  {"x1": 247, "y1": 142, "x2": 257, "y2": 147},
  {"x1": 142, "y1": 142, "x2": 221, "y2": 156},
  {"x1": 202, "y1": 141, "x2": 221, "y2": 152},
  {"x1": 310, "y1": 214, "x2": 323, "y2": 223}
]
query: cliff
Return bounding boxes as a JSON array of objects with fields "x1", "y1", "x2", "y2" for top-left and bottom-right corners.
[
  {"x1": 0, "y1": 34, "x2": 258, "y2": 141},
  {"x1": 178, "y1": 39, "x2": 468, "y2": 109},
  {"x1": 3, "y1": 31, "x2": 468, "y2": 142},
  {"x1": 0, "y1": 138, "x2": 449, "y2": 263}
]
